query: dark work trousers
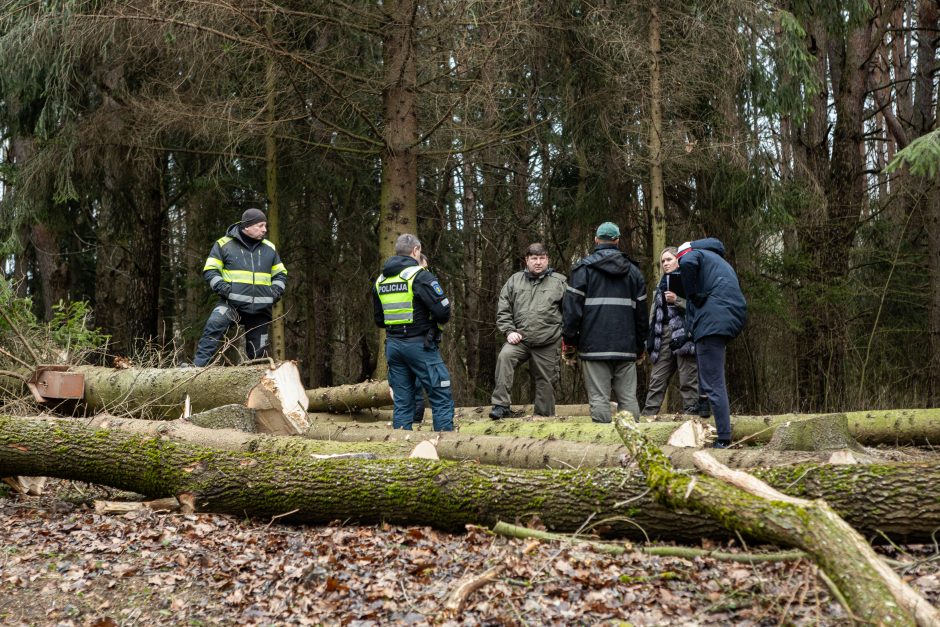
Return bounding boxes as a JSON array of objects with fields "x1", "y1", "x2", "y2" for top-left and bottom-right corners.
[
  {"x1": 386, "y1": 337, "x2": 454, "y2": 431},
  {"x1": 696, "y1": 334, "x2": 731, "y2": 440},
  {"x1": 490, "y1": 339, "x2": 561, "y2": 416},
  {"x1": 194, "y1": 302, "x2": 271, "y2": 367}
]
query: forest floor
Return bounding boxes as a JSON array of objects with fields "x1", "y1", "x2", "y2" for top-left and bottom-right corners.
[{"x1": 1, "y1": 480, "x2": 939, "y2": 626}]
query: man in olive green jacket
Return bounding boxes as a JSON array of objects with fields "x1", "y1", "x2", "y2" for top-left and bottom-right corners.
[{"x1": 489, "y1": 243, "x2": 567, "y2": 418}]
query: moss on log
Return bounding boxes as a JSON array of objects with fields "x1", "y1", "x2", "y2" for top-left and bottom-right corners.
[
  {"x1": 2, "y1": 415, "x2": 940, "y2": 542},
  {"x1": 304, "y1": 421, "x2": 881, "y2": 469},
  {"x1": 614, "y1": 413, "x2": 937, "y2": 626}
]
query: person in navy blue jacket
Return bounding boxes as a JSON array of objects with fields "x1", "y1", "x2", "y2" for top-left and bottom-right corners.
[{"x1": 675, "y1": 238, "x2": 747, "y2": 448}]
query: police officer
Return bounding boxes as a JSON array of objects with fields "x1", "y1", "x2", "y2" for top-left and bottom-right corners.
[
  {"x1": 373, "y1": 234, "x2": 454, "y2": 431},
  {"x1": 194, "y1": 208, "x2": 287, "y2": 366}
]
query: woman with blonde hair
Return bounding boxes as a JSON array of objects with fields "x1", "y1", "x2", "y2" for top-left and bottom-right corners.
[{"x1": 641, "y1": 246, "x2": 706, "y2": 416}]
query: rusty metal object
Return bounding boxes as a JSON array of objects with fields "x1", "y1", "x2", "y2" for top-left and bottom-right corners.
[{"x1": 27, "y1": 366, "x2": 85, "y2": 403}]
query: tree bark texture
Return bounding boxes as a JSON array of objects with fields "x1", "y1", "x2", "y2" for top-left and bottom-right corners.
[
  {"x1": 303, "y1": 421, "x2": 886, "y2": 468},
  {"x1": 3, "y1": 415, "x2": 940, "y2": 542},
  {"x1": 453, "y1": 409, "x2": 940, "y2": 447},
  {"x1": 306, "y1": 380, "x2": 392, "y2": 412},
  {"x1": 614, "y1": 416, "x2": 936, "y2": 626},
  {"x1": 73, "y1": 363, "x2": 308, "y2": 433}
]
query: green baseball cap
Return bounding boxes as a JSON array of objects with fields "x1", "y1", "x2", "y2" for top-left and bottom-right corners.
[{"x1": 596, "y1": 222, "x2": 621, "y2": 240}]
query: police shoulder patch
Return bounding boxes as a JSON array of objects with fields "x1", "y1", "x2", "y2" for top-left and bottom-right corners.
[{"x1": 430, "y1": 281, "x2": 444, "y2": 296}]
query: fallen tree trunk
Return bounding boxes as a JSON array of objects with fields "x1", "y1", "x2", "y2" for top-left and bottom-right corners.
[
  {"x1": 2, "y1": 415, "x2": 940, "y2": 541},
  {"x1": 73, "y1": 363, "x2": 309, "y2": 433},
  {"x1": 614, "y1": 413, "x2": 938, "y2": 626},
  {"x1": 305, "y1": 380, "x2": 392, "y2": 412},
  {"x1": 33, "y1": 414, "x2": 875, "y2": 471},
  {"x1": 456, "y1": 409, "x2": 940, "y2": 448},
  {"x1": 457, "y1": 418, "x2": 670, "y2": 444},
  {"x1": 364, "y1": 404, "x2": 603, "y2": 422},
  {"x1": 303, "y1": 421, "x2": 880, "y2": 468}
]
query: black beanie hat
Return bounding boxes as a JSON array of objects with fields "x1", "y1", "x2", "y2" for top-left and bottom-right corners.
[{"x1": 241, "y1": 208, "x2": 266, "y2": 227}]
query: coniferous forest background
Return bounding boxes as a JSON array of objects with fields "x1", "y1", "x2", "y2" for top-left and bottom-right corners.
[{"x1": 1, "y1": 0, "x2": 939, "y2": 414}]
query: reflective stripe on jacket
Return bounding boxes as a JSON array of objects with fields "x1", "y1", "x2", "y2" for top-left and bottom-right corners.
[
  {"x1": 375, "y1": 266, "x2": 424, "y2": 325},
  {"x1": 203, "y1": 224, "x2": 288, "y2": 315}
]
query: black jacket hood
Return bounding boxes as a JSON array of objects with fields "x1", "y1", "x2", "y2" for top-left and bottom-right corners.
[
  {"x1": 584, "y1": 245, "x2": 636, "y2": 276},
  {"x1": 381, "y1": 255, "x2": 420, "y2": 277}
]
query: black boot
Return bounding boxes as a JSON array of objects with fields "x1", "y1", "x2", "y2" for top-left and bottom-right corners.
[
  {"x1": 712, "y1": 439, "x2": 731, "y2": 449},
  {"x1": 489, "y1": 405, "x2": 511, "y2": 420}
]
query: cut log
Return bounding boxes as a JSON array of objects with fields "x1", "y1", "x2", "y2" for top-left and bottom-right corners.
[
  {"x1": 765, "y1": 414, "x2": 865, "y2": 452},
  {"x1": 368, "y1": 404, "x2": 605, "y2": 422},
  {"x1": 613, "y1": 413, "x2": 939, "y2": 626},
  {"x1": 62, "y1": 414, "x2": 879, "y2": 471},
  {"x1": 302, "y1": 421, "x2": 885, "y2": 468},
  {"x1": 3, "y1": 415, "x2": 940, "y2": 542},
  {"x1": 74, "y1": 362, "x2": 309, "y2": 434},
  {"x1": 305, "y1": 380, "x2": 392, "y2": 412},
  {"x1": 456, "y1": 408, "x2": 940, "y2": 447},
  {"x1": 86, "y1": 415, "x2": 408, "y2": 459}
]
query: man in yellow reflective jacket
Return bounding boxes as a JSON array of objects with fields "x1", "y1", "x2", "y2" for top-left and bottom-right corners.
[
  {"x1": 193, "y1": 208, "x2": 288, "y2": 366},
  {"x1": 373, "y1": 233, "x2": 454, "y2": 431}
]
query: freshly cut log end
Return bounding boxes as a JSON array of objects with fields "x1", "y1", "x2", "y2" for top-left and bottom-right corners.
[
  {"x1": 666, "y1": 420, "x2": 707, "y2": 448},
  {"x1": 247, "y1": 362, "x2": 309, "y2": 435}
]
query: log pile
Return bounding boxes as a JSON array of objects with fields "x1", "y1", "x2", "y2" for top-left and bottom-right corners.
[{"x1": 7, "y1": 362, "x2": 940, "y2": 621}]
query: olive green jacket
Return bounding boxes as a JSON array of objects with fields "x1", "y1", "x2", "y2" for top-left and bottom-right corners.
[{"x1": 496, "y1": 269, "x2": 567, "y2": 347}]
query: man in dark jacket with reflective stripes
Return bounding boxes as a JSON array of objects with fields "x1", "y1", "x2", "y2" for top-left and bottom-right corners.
[
  {"x1": 676, "y1": 238, "x2": 747, "y2": 448},
  {"x1": 562, "y1": 222, "x2": 648, "y2": 423},
  {"x1": 194, "y1": 208, "x2": 287, "y2": 366},
  {"x1": 373, "y1": 233, "x2": 454, "y2": 431}
]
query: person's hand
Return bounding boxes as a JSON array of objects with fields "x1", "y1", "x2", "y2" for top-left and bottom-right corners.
[
  {"x1": 507, "y1": 332, "x2": 523, "y2": 345},
  {"x1": 636, "y1": 352, "x2": 647, "y2": 365},
  {"x1": 561, "y1": 342, "x2": 577, "y2": 366},
  {"x1": 664, "y1": 290, "x2": 677, "y2": 304}
]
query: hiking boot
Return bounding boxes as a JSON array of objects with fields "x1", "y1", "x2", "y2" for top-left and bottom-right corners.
[
  {"x1": 695, "y1": 398, "x2": 712, "y2": 418},
  {"x1": 489, "y1": 405, "x2": 511, "y2": 420},
  {"x1": 712, "y1": 439, "x2": 731, "y2": 449}
]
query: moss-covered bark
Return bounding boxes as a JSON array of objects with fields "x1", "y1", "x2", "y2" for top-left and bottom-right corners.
[
  {"x1": 304, "y1": 421, "x2": 873, "y2": 469},
  {"x1": 613, "y1": 415, "x2": 933, "y2": 626},
  {"x1": 456, "y1": 418, "x2": 676, "y2": 443},
  {"x1": 454, "y1": 408, "x2": 940, "y2": 447},
  {"x1": 3, "y1": 415, "x2": 940, "y2": 543}
]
